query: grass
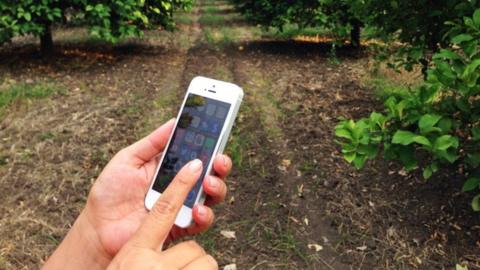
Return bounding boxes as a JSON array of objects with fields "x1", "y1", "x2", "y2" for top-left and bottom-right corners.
[
  {"x1": 362, "y1": 60, "x2": 424, "y2": 101},
  {"x1": 265, "y1": 24, "x2": 329, "y2": 40},
  {"x1": 199, "y1": 14, "x2": 225, "y2": 26},
  {"x1": 363, "y1": 68, "x2": 424, "y2": 102},
  {"x1": 174, "y1": 13, "x2": 194, "y2": 25},
  {"x1": 203, "y1": 5, "x2": 219, "y2": 14},
  {"x1": 369, "y1": 75, "x2": 415, "y2": 100},
  {"x1": 204, "y1": 27, "x2": 235, "y2": 47},
  {"x1": 0, "y1": 155, "x2": 8, "y2": 166},
  {"x1": 194, "y1": 227, "x2": 218, "y2": 253},
  {"x1": 0, "y1": 82, "x2": 63, "y2": 109},
  {"x1": 37, "y1": 132, "x2": 55, "y2": 141},
  {"x1": 272, "y1": 230, "x2": 308, "y2": 264}
]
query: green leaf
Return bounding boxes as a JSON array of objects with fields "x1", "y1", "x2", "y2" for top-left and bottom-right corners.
[
  {"x1": 398, "y1": 146, "x2": 417, "y2": 171},
  {"x1": 466, "y1": 153, "x2": 480, "y2": 168},
  {"x1": 472, "y1": 194, "x2": 480, "y2": 211},
  {"x1": 344, "y1": 152, "x2": 356, "y2": 163},
  {"x1": 353, "y1": 155, "x2": 367, "y2": 169},
  {"x1": 463, "y1": 177, "x2": 480, "y2": 192},
  {"x1": 433, "y1": 49, "x2": 462, "y2": 61},
  {"x1": 423, "y1": 166, "x2": 432, "y2": 179},
  {"x1": 24, "y1": 12, "x2": 31, "y2": 22},
  {"x1": 433, "y1": 135, "x2": 459, "y2": 151},
  {"x1": 473, "y1": 9, "x2": 480, "y2": 27},
  {"x1": 472, "y1": 127, "x2": 480, "y2": 141},
  {"x1": 437, "y1": 118, "x2": 452, "y2": 133},
  {"x1": 451, "y1": 34, "x2": 473, "y2": 44},
  {"x1": 418, "y1": 114, "x2": 442, "y2": 134},
  {"x1": 335, "y1": 127, "x2": 352, "y2": 140},
  {"x1": 436, "y1": 149, "x2": 459, "y2": 163},
  {"x1": 456, "y1": 264, "x2": 468, "y2": 270},
  {"x1": 392, "y1": 130, "x2": 431, "y2": 147},
  {"x1": 462, "y1": 59, "x2": 480, "y2": 80}
]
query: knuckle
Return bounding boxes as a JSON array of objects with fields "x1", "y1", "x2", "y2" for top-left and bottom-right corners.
[
  {"x1": 151, "y1": 199, "x2": 176, "y2": 217},
  {"x1": 205, "y1": 255, "x2": 219, "y2": 269},
  {"x1": 175, "y1": 172, "x2": 195, "y2": 186},
  {"x1": 185, "y1": 240, "x2": 205, "y2": 254}
]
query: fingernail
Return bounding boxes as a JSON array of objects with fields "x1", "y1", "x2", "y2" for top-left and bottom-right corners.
[
  {"x1": 222, "y1": 155, "x2": 227, "y2": 167},
  {"x1": 197, "y1": 205, "x2": 207, "y2": 217},
  {"x1": 189, "y1": 159, "x2": 202, "y2": 172},
  {"x1": 208, "y1": 176, "x2": 219, "y2": 189}
]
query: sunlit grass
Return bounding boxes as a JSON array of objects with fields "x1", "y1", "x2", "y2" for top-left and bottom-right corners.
[{"x1": 0, "y1": 82, "x2": 63, "y2": 109}]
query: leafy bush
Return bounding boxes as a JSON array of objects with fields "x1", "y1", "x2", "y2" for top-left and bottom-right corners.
[
  {"x1": 230, "y1": 0, "x2": 362, "y2": 46},
  {"x1": 0, "y1": 0, "x2": 193, "y2": 53},
  {"x1": 335, "y1": 9, "x2": 480, "y2": 210},
  {"x1": 232, "y1": 0, "x2": 479, "y2": 71},
  {"x1": 359, "y1": 0, "x2": 479, "y2": 72}
]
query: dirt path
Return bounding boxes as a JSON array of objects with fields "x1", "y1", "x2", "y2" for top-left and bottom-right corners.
[{"x1": 1, "y1": 0, "x2": 479, "y2": 269}]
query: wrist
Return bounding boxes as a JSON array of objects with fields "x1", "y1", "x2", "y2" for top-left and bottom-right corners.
[{"x1": 43, "y1": 210, "x2": 111, "y2": 270}]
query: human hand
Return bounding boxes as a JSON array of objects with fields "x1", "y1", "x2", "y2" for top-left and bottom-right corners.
[
  {"x1": 85, "y1": 119, "x2": 232, "y2": 257},
  {"x1": 43, "y1": 120, "x2": 231, "y2": 269},
  {"x1": 106, "y1": 159, "x2": 218, "y2": 270}
]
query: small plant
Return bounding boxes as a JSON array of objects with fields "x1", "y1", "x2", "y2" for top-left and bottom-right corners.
[
  {"x1": 198, "y1": 14, "x2": 225, "y2": 25},
  {"x1": 335, "y1": 9, "x2": 480, "y2": 210},
  {"x1": 0, "y1": 82, "x2": 62, "y2": 109}
]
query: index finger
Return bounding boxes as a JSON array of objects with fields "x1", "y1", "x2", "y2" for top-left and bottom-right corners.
[{"x1": 129, "y1": 159, "x2": 203, "y2": 249}]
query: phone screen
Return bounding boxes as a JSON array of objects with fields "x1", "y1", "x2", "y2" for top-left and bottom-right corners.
[{"x1": 152, "y1": 93, "x2": 231, "y2": 207}]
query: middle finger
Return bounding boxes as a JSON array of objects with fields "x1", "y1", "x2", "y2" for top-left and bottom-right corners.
[{"x1": 202, "y1": 175, "x2": 227, "y2": 206}]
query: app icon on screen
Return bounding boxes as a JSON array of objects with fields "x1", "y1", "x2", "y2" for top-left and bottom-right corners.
[
  {"x1": 206, "y1": 104, "x2": 216, "y2": 116},
  {"x1": 185, "y1": 131, "x2": 195, "y2": 143},
  {"x1": 216, "y1": 107, "x2": 227, "y2": 119},
  {"x1": 199, "y1": 151, "x2": 209, "y2": 165},
  {"x1": 174, "y1": 161, "x2": 183, "y2": 172},
  {"x1": 180, "y1": 148, "x2": 189, "y2": 159},
  {"x1": 204, "y1": 138, "x2": 215, "y2": 149},
  {"x1": 176, "y1": 128, "x2": 186, "y2": 140},
  {"x1": 194, "y1": 134, "x2": 205, "y2": 146},
  {"x1": 200, "y1": 121, "x2": 209, "y2": 132},
  {"x1": 211, "y1": 120, "x2": 221, "y2": 134},
  {"x1": 191, "y1": 116, "x2": 201, "y2": 128},
  {"x1": 170, "y1": 143, "x2": 179, "y2": 153},
  {"x1": 190, "y1": 151, "x2": 198, "y2": 160},
  {"x1": 186, "y1": 190, "x2": 196, "y2": 202}
]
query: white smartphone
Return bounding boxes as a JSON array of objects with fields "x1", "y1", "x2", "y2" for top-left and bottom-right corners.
[{"x1": 145, "y1": 76, "x2": 243, "y2": 228}]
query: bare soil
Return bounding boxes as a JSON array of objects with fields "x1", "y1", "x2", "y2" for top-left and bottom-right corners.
[{"x1": 0, "y1": 0, "x2": 479, "y2": 269}]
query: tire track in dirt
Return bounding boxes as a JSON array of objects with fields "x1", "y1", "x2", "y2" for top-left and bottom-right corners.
[
  {"x1": 175, "y1": 2, "x2": 310, "y2": 268},
  {"x1": 229, "y1": 47, "x2": 351, "y2": 270},
  {"x1": 174, "y1": 0, "x2": 351, "y2": 269}
]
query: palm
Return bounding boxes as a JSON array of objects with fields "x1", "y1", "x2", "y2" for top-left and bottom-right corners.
[
  {"x1": 86, "y1": 159, "x2": 154, "y2": 256},
  {"x1": 86, "y1": 157, "x2": 203, "y2": 256},
  {"x1": 81, "y1": 121, "x2": 229, "y2": 257}
]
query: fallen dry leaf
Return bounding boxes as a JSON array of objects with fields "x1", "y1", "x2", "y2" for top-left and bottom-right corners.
[
  {"x1": 297, "y1": 184, "x2": 304, "y2": 197},
  {"x1": 223, "y1": 264, "x2": 237, "y2": 270},
  {"x1": 307, "y1": 243, "x2": 323, "y2": 252},
  {"x1": 220, "y1": 230, "x2": 236, "y2": 239},
  {"x1": 356, "y1": 245, "x2": 367, "y2": 251}
]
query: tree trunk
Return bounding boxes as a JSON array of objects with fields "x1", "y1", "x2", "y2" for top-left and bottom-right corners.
[
  {"x1": 40, "y1": 23, "x2": 54, "y2": 55},
  {"x1": 350, "y1": 20, "x2": 361, "y2": 48}
]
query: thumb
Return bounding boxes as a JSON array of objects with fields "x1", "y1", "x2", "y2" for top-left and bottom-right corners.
[{"x1": 128, "y1": 159, "x2": 203, "y2": 249}]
